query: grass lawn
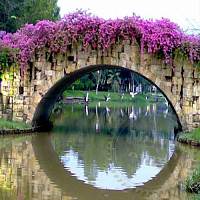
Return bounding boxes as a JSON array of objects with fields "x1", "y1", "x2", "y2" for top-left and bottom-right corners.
[
  {"x1": 178, "y1": 127, "x2": 200, "y2": 145},
  {"x1": 63, "y1": 90, "x2": 156, "y2": 103},
  {"x1": 63, "y1": 90, "x2": 134, "y2": 101},
  {"x1": 0, "y1": 118, "x2": 31, "y2": 130}
]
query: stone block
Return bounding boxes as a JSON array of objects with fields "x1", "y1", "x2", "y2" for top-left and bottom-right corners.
[
  {"x1": 17, "y1": 105, "x2": 24, "y2": 112},
  {"x1": 130, "y1": 63, "x2": 139, "y2": 72},
  {"x1": 153, "y1": 65, "x2": 162, "y2": 71},
  {"x1": 119, "y1": 53, "x2": 129, "y2": 60},
  {"x1": 34, "y1": 79, "x2": 45, "y2": 86},
  {"x1": 13, "y1": 105, "x2": 18, "y2": 111},
  {"x1": 162, "y1": 68, "x2": 172, "y2": 77},
  {"x1": 123, "y1": 40, "x2": 130, "y2": 45},
  {"x1": 174, "y1": 71, "x2": 182, "y2": 77},
  {"x1": 174, "y1": 66, "x2": 182, "y2": 72},
  {"x1": 90, "y1": 50, "x2": 98, "y2": 57},
  {"x1": 164, "y1": 81, "x2": 172, "y2": 87},
  {"x1": 55, "y1": 71, "x2": 64, "y2": 81},
  {"x1": 105, "y1": 48, "x2": 112, "y2": 57},
  {"x1": 183, "y1": 59, "x2": 192, "y2": 69},
  {"x1": 36, "y1": 72, "x2": 42, "y2": 80},
  {"x1": 126, "y1": 62, "x2": 137, "y2": 70},
  {"x1": 193, "y1": 123, "x2": 199, "y2": 128},
  {"x1": 23, "y1": 97, "x2": 30, "y2": 105},
  {"x1": 118, "y1": 59, "x2": 126, "y2": 68},
  {"x1": 13, "y1": 116, "x2": 23, "y2": 122},
  {"x1": 117, "y1": 45, "x2": 123, "y2": 52},
  {"x1": 77, "y1": 59, "x2": 86, "y2": 68},
  {"x1": 96, "y1": 57, "x2": 103, "y2": 65},
  {"x1": 65, "y1": 64, "x2": 76, "y2": 74},
  {"x1": 176, "y1": 78, "x2": 182, "y2": 85},
  {"x1": 97, "y1": 50, "x2": 103, "y2": 57},
  {"x1": 186, "y1": 114, "x2": 193, "y2": 124},
  {"x1": 23, "y1": 78, "x2": 30, "y2": 87},
  {"x1": 17, "y1": 112, "x2": 24, "y2": 117},
  {"x1": 32, "y1": 92, "x2": 42, "y2": 108},
  {"x1": 35, "y1": 62, "x2": 43, "y2": 70},
  {"x1": 184, "y1": 70, "x2": 193, "y2": 78},
  {"x1": 184, "y1": 78, "x2": 194, "y2": 85},
  {"x1": 177, "y1": 85, "x2": 181, "y2": 92},
  {"x1": 182, "y1": 106, "x2": 193, "y2": 114},
  {"x1": 111, "y1": 51, "x2": 118, "y2": 58},
  {"x1": 172, "y1": 77, "x2": 177, "y2": 84},
  {"x1": 23, "y1": 105, "x2": 29, "y2": 115},
  {"x1": 155, "y1": 77, "x2": 161, "y2": 87},
  {"x1": 183, "y1": 88, "x2": 193, "y2": 97},
  {"x1": 55, "y1": 52, "x2": 65, "y2": 65},
  {"x1": 145, "y1": 72, "x2": 156, "y2": 83},
  {"x1": 45, "y1": 70, "x2": 54, "y2": 76},
  {"x1": 124, "y1": 45, "x2": 131, "y2": 53},
  {"x1": 193, "y1": 86, "x2": 200, "y2": 96},
  {"x1": 103, "y1": 57, "x2": 112, "y2": 65},
  {"x1": 87, "y1": 57, "x2": 97, "y2": 66},
  {"x1": 77, "y1": 51, "x2": 86, "y2": 59}
]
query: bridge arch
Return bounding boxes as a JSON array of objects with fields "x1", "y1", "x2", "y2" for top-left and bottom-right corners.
[{"x1": 32, "y1": 64, "x2": 182, "y2": 131}]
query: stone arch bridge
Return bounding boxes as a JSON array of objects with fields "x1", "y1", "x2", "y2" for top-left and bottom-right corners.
[{"x1": 0, "y1": 41, "x2": 199, "y2": 131}]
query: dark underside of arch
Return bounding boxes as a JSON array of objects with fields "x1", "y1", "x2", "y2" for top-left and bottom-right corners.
[{"x1": 32, "y1": 65, "x2": 182, "y2": 132}]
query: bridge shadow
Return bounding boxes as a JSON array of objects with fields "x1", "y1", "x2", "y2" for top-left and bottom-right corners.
[{"x1": 32, "y1": 132, "x2": 182, "y2": 200}]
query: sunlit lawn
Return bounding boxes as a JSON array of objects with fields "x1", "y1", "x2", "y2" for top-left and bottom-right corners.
[{"x1": 63, "y1": 90, "x2": 156, "y2": 102}]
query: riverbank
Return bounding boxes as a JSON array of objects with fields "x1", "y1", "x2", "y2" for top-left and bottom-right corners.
[
  {"x1": 178, "y1": 127, "x2": 200, "y2": 198},
  {"x1": 0, "y1": 118, "x2": 35, "y2": 134},
  {"x1": 185, "y1": 165, "x2": 200, "y2": 194},
  {"x1": 178, "y1": 127, "x2": 200, "y2": 146}
]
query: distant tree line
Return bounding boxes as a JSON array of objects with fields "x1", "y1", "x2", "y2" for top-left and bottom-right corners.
[
  {"x1": 0, "y1": 0, "x2": 60, "y2": 33},
  {"x1": 68, "y1": 69, "x2": 152, "y2": 94}
]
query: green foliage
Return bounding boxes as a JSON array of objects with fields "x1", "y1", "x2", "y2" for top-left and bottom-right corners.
[
  {"x1": 0, "y1": 118, "x2": 31, "y2": 129},
  {"x1": 0, "y1": 45, "x2": 17, "y2": 78},
  {"x1": 185, "y1": 166, "x2": 200, "y2": 194},
  {"x1": 68, "y1": 69, "x2": 152, "y2": 93},
  {"x1": 178, "y1": 127, "x2": 200, "y2": 143},
  {"x1": 0, "y1": 0, "x2": 60, "y2": 33},
  {"x1": 189, "y1": 195, "x2": 200, "y2": 200},
  {"x1": 178, "y1": 127, "x2": 200, "y2": 198}
]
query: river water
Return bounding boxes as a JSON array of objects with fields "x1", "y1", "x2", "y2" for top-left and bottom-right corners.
[{"x1": 0, "y1": 103, "x2": 199, "y2": 200}]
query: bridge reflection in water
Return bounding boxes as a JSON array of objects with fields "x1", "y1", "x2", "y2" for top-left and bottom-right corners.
[{"x1": 0, "y1": 132, "x2": 198, "y2": 200}]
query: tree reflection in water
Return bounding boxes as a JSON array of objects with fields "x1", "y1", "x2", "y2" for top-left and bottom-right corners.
[{"x1": 51, "y1": 103, "x2": 177, "y2": 189}]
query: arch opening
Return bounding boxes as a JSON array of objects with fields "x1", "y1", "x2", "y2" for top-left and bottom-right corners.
[{"x1": 32, "y1": 65, "x2": 182, "y2": 132}]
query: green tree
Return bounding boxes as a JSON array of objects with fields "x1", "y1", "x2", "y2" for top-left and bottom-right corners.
[
  {"x1": 0, "y1": 0, "x2": 60, "y2": 33},
  {"x1": 107, "y1": 69, "x2": 121, "y2": 92}
]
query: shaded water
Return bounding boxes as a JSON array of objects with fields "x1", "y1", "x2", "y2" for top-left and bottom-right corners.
[
  {"x1": 51, "y1": 103, "x2": 177, "y2": 190},
  {"x1": 0, "y1": 103, "x2": 199, "y2": 200}
]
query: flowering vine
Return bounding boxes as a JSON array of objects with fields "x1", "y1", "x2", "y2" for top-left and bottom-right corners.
[{"x1": 0, "y1": 10, "x2": 199, "y2": 75}]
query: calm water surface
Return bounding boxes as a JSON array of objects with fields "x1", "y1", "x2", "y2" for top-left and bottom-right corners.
[{"x1": 0, "y1": 103, "x2": 199, "y2": 200}]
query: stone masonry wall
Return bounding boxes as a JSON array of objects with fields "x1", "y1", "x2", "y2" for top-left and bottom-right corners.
[{"x1": 0, "y1": 40, "x2": 199, "y2": 131}]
